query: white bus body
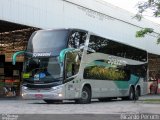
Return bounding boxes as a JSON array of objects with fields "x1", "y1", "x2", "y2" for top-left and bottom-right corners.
[{"x1": 13, "y1": 29, "x2": 148, "y2": 103}]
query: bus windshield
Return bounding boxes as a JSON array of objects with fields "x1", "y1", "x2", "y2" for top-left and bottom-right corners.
[
  {"x1": 27, "y1": 29, "x2": 69, "y2": 56},
  {"x1": 23, "y1": 57, "x2": 63, "y2": 83}
]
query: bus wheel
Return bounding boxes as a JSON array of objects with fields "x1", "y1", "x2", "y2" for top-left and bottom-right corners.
[
  {"x1": 44, "y1": 100, "x2": 63, "y2": 104},
  {"x1": 128, "y1": 87, "x2": 135, "y2": 100},
  {"x1": 135, "y1": 87, "x2": 140, "y2": 100},
  {"x1": 75, "y1": 86, "x2": 91, "y2": 104}
]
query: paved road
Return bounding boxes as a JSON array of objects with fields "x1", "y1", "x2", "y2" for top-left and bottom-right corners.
[
  {"x1": 0, "y1": 114, "x2": 121, "y2": 120},
  {"x1": 0, "y1": 95, "x2": 160, "y2": 120},
  {"x1": 0, "y1": 97, "x2": 160, "y2": 114}
]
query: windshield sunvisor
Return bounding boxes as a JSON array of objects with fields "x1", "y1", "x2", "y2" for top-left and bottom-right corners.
[
  {"x1": 59, "y1": 48, "x2": 75, "y2": 63},
  {"x1": 12, "y1": 51, "x2": 25, "y2": 65}
]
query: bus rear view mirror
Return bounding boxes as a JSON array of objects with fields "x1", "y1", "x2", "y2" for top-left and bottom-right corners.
[
  {"x1": 59, "y1": 48, "x2": 75, "y2": 63},
  {"x1": 12, "y1": 51, "x2": 25, "y2": 65}
]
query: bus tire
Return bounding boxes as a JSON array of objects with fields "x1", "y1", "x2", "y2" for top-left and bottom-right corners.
[
  {"x1": 75, "y1": 86, "x2": 91, "y2": 104},
  {"x1": 128, "y1": 87, "x2": 135, "y2": 100},
  {"x1": 135, "y1": 87, "x2": 140, "y2": 100},
  {"x1": 44, "y1": 100, "x2": 62, "y2": 104},
  {"x1": 122, "y1": 87, "x2": 135, "y2": 101}
]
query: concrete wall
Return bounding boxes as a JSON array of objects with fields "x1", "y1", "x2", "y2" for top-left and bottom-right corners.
[{"x1": 0, "y1": 0, "x2": 64, "y2": 28}]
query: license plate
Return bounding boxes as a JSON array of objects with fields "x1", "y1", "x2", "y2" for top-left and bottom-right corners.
[{"x1": 35, "y1": 94, "x2": 43, "y2": 99}]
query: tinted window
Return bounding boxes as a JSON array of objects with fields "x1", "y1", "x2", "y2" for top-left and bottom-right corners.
[
  {"x1": 65, "y1": 31, "x2": 87, "y2": 79},
  {"x1": 83, "y1": 60, "x2": 130, "y2": 81},
  {"x1": 126, "y1": 64, "x2": 147, "y2": 80},
  {"x1": 68, "y1": 31, "x2": 87, "y2": 49},
  {"x1": 27, "y1": 30, "x2": 69, "y2": 56},
  {"x1": 23, "y1": 57, "x2": 62, "y2": 82},
  {"x1": 88, "y1": 35, "x2": 147, "y2": 62},
  {"x1": 65, "y1": 51, "x2": 81, "y2": 78}
]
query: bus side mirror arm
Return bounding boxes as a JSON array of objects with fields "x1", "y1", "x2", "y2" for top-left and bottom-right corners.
[
  {"x1": 59, "y1": 48, "x2": 75, "y2": 63},
  {"x1": 12, "y1": 51, "x2": 25, "y2": 65}
]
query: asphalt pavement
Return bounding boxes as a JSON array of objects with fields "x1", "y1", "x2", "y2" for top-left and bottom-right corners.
[{"x1": 0, "y1": 94, "x2": 159, "y2": 120}]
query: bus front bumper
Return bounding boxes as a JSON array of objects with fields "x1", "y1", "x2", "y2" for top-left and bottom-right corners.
[{"x1": 21, "y1": 85, "x2": 65, "y2": 100}]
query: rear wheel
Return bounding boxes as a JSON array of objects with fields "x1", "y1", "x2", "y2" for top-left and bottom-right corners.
[
  {"x1": 44, "y1": 100, "x2": 63, "y2": 104},
  {"x1": 75, "y1": 86, "x2": 91, "y2": 104},
  {"x1": 122, "y1": 87, "x2": 135, "y2": 100},
  {"x1": 135, "y1": 87, "x2": 140, "y2": 100},
  {"x1": 128, "y1": 87, "x2": 135, "y2": 100}
]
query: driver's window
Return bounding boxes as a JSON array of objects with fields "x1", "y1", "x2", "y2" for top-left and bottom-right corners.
[
  {"x1": 65, "y1": 31, "x2": 87, "y2": 79},
  {"x1": 65, "y1": 51, "x2": 80, "y2": 79}
]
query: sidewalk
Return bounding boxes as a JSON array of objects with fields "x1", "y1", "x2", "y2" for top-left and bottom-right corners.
[{"x1": 139, "y1": 94, "x2": 160, "y2": 100}]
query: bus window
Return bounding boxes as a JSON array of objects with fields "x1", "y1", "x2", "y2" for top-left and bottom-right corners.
[
  {"x1": 87, "y1": 35, "x2": 147, "y2": 62},
  {"x1": 87, "y1": 35, "x2": 108, "y2": 54},
  {"x1": 64, "y1": 31, "x2": 86, "y2": 80},
  {"x1": 68, "y1": 31, "x2": 87, "y2": 49},
  {"x1": 122, "y1": 69, "x2": 131, "y2": 81},
  {"x1": 83, "y1": 60, "x2": 129, "y2": 81},
  {"x1": 65, "y1": 51, "x2": 81, "y2": 79}
]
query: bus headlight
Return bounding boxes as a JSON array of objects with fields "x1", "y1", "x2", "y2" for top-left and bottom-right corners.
[
  {"x1": 22, "y1": 86, "x2": 28, "y2": 90},
  {"x1": 22, "y1": 93, "x2": 26, "y2": 97}
]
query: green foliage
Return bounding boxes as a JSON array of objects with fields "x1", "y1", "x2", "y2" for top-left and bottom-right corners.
[
  {"x1": 136, "y1": 28, "x2": 154, "y2": 37},
  {"x1": 137, "y1": 0, "x2": 160, "y2": 17},
  {"x1": 85, "y1": 66, "x2": 126, "y2": 80},
  {"x1": 136, "y1": 0, "x2": 160, "y2": 43}
]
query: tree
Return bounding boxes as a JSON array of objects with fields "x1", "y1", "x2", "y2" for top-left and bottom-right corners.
[{"x1": 135, "y1": 0, "x2": 160, "y2": 43}]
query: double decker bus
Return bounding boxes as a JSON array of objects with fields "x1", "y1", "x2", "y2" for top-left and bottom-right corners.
[{"x1": 12, "y1": 29, "x2": 148, "y2": 104}]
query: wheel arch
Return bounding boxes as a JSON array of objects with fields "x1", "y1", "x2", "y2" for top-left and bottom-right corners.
[
  {"x1": 75, "y1": 83, "x2": 92, "y2": 104},
  {"x1": 81, "y1": 83, "x2": 92, "y2": 97}
]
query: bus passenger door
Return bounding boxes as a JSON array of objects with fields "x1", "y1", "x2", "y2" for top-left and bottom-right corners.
[
  {"x1": 64, "y1": 51, "x2": 80, "y2": 99},
  {"x1": 64, "y1": 30, "x2": 87, "y2": 99},
  {"x1": 139, "y1": 78, "x2": 148, "y2": 95},
  {"x1": 137, "y1": 64, "x2": 148, "y2": 95}
]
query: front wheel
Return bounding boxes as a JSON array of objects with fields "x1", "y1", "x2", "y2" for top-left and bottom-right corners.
[{"x1": 75, "y1": 86, "x2": 91, "y2": 104}]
